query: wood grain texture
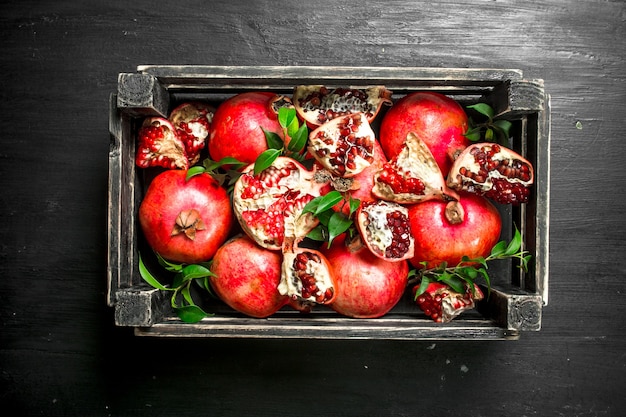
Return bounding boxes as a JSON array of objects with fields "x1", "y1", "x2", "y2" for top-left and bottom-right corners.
[{"x1": 1, "y1": 0, "x2": 625, "y2": 416}]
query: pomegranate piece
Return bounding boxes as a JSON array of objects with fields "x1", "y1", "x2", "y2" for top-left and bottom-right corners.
[
  {"x1": 413, "y1": 281, "x2": 484, "y2": 323},
  {"x1": 293, "y1": 85, "x2": 392, "y2": 128},
  {"x1": 138, "y1": 170, "x2": 233, "y2": 264},
  {"x1": 232, "y1": 156, "x2": 326, "y2": 250},
  {"x1": 169, "y1": 102, "x2": 215, "y2": 166},
  {"x1": 210, "y1": 235, "x2": 288, "y2": 318},
  {"x1": 379, "y1": 91, "x2": 470, "y2": 175},
  {"x1": 447, "y1": 143, "x2": 535, "y2": 205},
  {"x1": 372, "y1": 132, "x2": 459, "y2": 204},
  {"x1": 356, "y1": 200, "x2": 415, "y2": 262},
  {"x1": 324, "y1": 235, "x2": 408, "y2": 318},
  {"x1": 308, "y1": 113, "x2": 377, "y2": 178},
  {"x1": 279, "y1": 246, "x2": 336, "y2": 305},
  {"x1": 136, "y1": 117, "x2": 189, "y2": 169}
]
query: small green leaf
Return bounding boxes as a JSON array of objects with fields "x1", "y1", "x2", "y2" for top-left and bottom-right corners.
[
  {"x1": 139, "y1": 254, "x2": 170, "y2": 291},
  {"x1": 173, "y1": 304, "x2": 211, "y2": 323},
  {"x1": 348, "y1": 197, "x2": 361, "y2": 216},
  {"x1": 203, "y1": 157, "x2": 247, "y2": 172},
  {"x1": 485, "y1": 127, "x2": 494, "y2": 142},
  {"x1": 413, "y1": 276, "x2": 431, "y2": 299},
  {"x1": 181, "y1": 264, "x2": 214, "y2": 280},
  {"x1": 490, "y1": 240, "x2": 508, "y2": 257},
  {"x1": 505, "y1": 227, "x2": 522, "y2": 256},
  {"x1": 314, "y1": 191, "x2": 344, "y2": 214},
  {"x1": 287, "y1": 123, "x2": 309, "y2": 154},
  {"x1": 186, "y1": 165, "x2": 206, "y2": 181},
  {"x1": 493, "y1": 119, "x2": 512, "y2": 138},
  {"x1": 306, "y1": 225, "x2": 328, "y2": 242},
  {"x1": 254, "y1": 149, "x2": 281, "y2": 175},
  {"x1": 286, "y1": 116, "x2": 300, "y2": 139},
  {"x1": 327, "y1": 212, "x2": 353, "y2": 246},
  {"x1": 155, "y1": 252, "x2": 184, "y2": 272},
  {"x1": 463, "y1": 126, "x2": 482, "y2": 142},
  {"x1": 467, "y1": 103, "x2": 495, "y2": 119},
  {"x1": 262, "y1": 128, "x2": 284, "y2": 150}
]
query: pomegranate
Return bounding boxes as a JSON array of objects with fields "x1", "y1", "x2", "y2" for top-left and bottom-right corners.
[
  {"x1": 355, "y1": 200, "x2": 414, "y2": 262},
  {"x1": 293, "y1": 85, "x2": 392, "y2": 127},
  {"x1": 413, "y1": 281, "x2": 484, "y2": 323},
  {"x1": 379, "y1": 91, "x2": 470, "y2": 175},
  {"x1": 279, "y1": 242, "x2": 336, "y2": 305},
  {"x1": 408, "y1": 193, "x2": 502, "y2": 269},
  {"x1": 232, "y1": 156, "x2": 328, "y2": 250},
  {"x1": 208, "y1": 92, "x2": 290, "y2": 165},
  {"x1": 308, "y1": 113, "x2": 376, "y2": 178},
  {"x1": 138, "y1": 170, "x2": 233, "y2": 264},
  {"x1": 136, "y1": 117, "x2": 189, "y2": 169},
  {"x1": 447, "y1": 142, "x2": 534, "y2": 205},
  {"x1": 169, "y1": 101, "x2": 214, "y2": 166},
  {"x1": 372, "y1": 132, "x2": 459, "y2": 204},
  {"x1": 210, "y1": 235, "x2": 288, "y2": 318},
  {"x1": 323, "y1": 235, "x2": 408, "y2": 318}
]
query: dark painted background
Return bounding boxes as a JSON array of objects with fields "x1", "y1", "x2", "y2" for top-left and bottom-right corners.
[{"x1": 1, "y1": 1, "x2": 625, "y2": 416}]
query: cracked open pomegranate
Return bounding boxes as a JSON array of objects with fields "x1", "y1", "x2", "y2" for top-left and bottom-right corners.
[
  {"x1": 379, "y1": 91, "x2": 470, "y2": 175},
  {"x1": 293, "y1": 85, "x2": 392, "y2": 128},
  {"x1": 413, "y1": 281, "x2": 484, "y2": 323},
  {"x1": 169, "y1": 101, "x2": 214, "y2": 166},
  {"x1": 447, "y1": 142, "x2": 534, "y2": 205},
  {"x1": 408, "y1": 193, "x2": 502, "y2": 269},
  {"x1": 138, "y1": 170, "x2": 233, "y2": 264},
  {"x1": 232, "y1": 156, "x2": 328, "y2": 250}
]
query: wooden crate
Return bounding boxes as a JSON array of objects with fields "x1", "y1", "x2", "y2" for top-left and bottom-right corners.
[{"x1": 107, "y1": 66, "x2": 550, "y2": 340}]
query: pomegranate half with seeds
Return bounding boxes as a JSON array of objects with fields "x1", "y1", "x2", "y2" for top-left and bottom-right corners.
[
  {"x1": 447, "y1": 142, "x2": 534, "y2": 205},
  {"x1": 293, "y1": 85, "x2": 392, "y2": 128},
  {"x1": 232, "y1": 156, "x2": 328, "y2": 250},
  {"x1": 308, "y1": 112, "x2": 377, "y2": 178},
  {"x1": 413, "y1": 281, "x2": 484, "y2": 323},
  {"x1": 169, "y1": 101, "x2": 214, "y2": 166},
  {"x1": 138, "y1": 170, "x2": 233, "y2": 264},
  {"x1": 379, "y1": 91, "x2": 470, "y2": 175}
]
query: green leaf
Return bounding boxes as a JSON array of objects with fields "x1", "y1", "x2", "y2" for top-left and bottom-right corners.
[
  {"x1": 315, "y1": 191, "x2": 344, "y2": 214},
  {"x1": 262, "y1": 128, "x2": 284, "y2": 150},
  {"x1": 286, "y1": 123, "x2": 309, "y2": 154},
  {"x1": 173, "y1": 304, "x2": 211, "y2": 323},
  {"x1": 505, "y1": 227, "x2": 522, "y2": 256},
  {"x1": 485, "y1": 127, "x2": 494, "y2": 142},
  {"x1": 348, "y1": 197, "x2": 361, "y2": 216},
  {"x1": 463, "y1": 126, "x2": 482, "y2": 142},
  {"x1": 490, "y1": 240, "x2": 508, "y2": 257},
  {"x1": 493, "y1": 119, "x2": 513, "y2": 138},
  {"x1": 155, "y1": 252, "x2": 184, "y2": 272},
  {"x1": 181, "y1": 264, "x2": 214, "y2": 280},
  {"x1": 278, "y1": 107, "x2": 296, "y2": 130},
  {"x1": 254, "y1": 149, "x2": 281, "y2": 175},
  {"x1": 186, "y1": 165, "x2": 206, "y2": 180},
  {"x1": 413, "y1": 276, "x2": 430, "y2": 299},
  {"x1": 203, "y1": 157, "x2": 247, "y2": 172},
  {"x1": 138, "y1": 254, "x2": 170, "y2": 291},
  {"x1": 327, "y1": 212, "x2": 353, "y2": 246},
  {"x1": 467, "y1": 103, "x2": 494, "y2": 119},
  {"x1": 438, "y1": 273, "x2": 465, "y2": 294},
  {"x1": 306, "y1": 225, "x2": 328, "y2": 242}
]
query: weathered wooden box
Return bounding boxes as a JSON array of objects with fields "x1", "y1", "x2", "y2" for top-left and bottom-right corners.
[{"x1": 107, "y1": 66, "x2": 550, "y2": 340}]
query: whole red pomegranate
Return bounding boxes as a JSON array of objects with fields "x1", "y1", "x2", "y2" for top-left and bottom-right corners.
[
  {"x1": 138, "y1": 170, "x2": 233, "y2": 264},
  {"x1": 209, "y1": 92, "x2": 287, "y2": 165},
  {"x1": 379, "y1": 92, "x2": 470, "y2": 175},
  {"x1": 210, "y1": 235, "x2": 288, "y2": 318},
  {"x1": 323, "y1": 235, "x2": 408, "y2": 318},
  {"x1": 408, "y1": 193, "x2": 502, "y2": 269}
]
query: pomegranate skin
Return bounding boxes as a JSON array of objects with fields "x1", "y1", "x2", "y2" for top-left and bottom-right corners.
[
  {"x1": 379, "y1": 92, "x2": 470, "y2": 175},
  {"x1": 408, "y1": 193, "x2": 502, "y2": 269},
  {"x1": 139, "y1": 170, "x2": 233, "y2": 264},
  {"x1": 323, "y1": 236, "x2": 408, "y2": 318},
  {"x1": 208, "y1": 92, "x2": 283, "y2": 165},
  {"x1": 210, "y1": 235, "x2": 288, "y2": 318}
]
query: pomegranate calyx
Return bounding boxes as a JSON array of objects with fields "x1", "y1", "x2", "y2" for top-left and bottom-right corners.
[
  {"x1": 444, "y1": 200, "x2": 465, "y2": 225},
  {"x1": 171, "y1": 209, "x2": 206, "y2": 240}
]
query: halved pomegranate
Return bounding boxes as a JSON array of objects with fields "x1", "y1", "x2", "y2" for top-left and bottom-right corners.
[
  {"x1": 232, "y1": 156, "x2": 328, "y2": 250},
  {"x1": 413, "y1": 281, "x2": 484, "y2": 323},
  {"x1": 372, "y1": 132, "x2": 459, "y2": 204},
  {"x1": 293, "y1": 85, "x2": 392, "y2": 128},
  {"x1": 308, "y1": 113, "x2": 377, "y2": 178},
  {"x1": 447, "y1": 143, "x2": 534, "y2": 205},
  {"x1": 279, "y1": 243, "x2": 336, "y2": 305},
  {"x1": 355, "y1": 200, "x2": 414, "y2": 262}
]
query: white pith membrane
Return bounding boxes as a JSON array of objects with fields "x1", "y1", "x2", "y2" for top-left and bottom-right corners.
[
  {"x1": 278, "y1": 250, "x2": 334, "y2": 303},
  {"x1": 293, "y1": 85, "x2": 392, "y2": 126},
  {"x1": 233, "y1": 158, "x2": 319, "y2": 250},
  {"x1": 447, "y1": 144, "x2": 534, "y2": 193},
  {"x1": 307, "y1": 113, "x2": 376, "y2": 178},
  {"x1": 137, "y1": 117, "x2": 188, "y2": 169},
  {"x1": 373, "y1": 132, "x2": 455, "y2": 204},
  {"x1": 359, "y1": 201, "x2": 412, "y2": 259}
]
